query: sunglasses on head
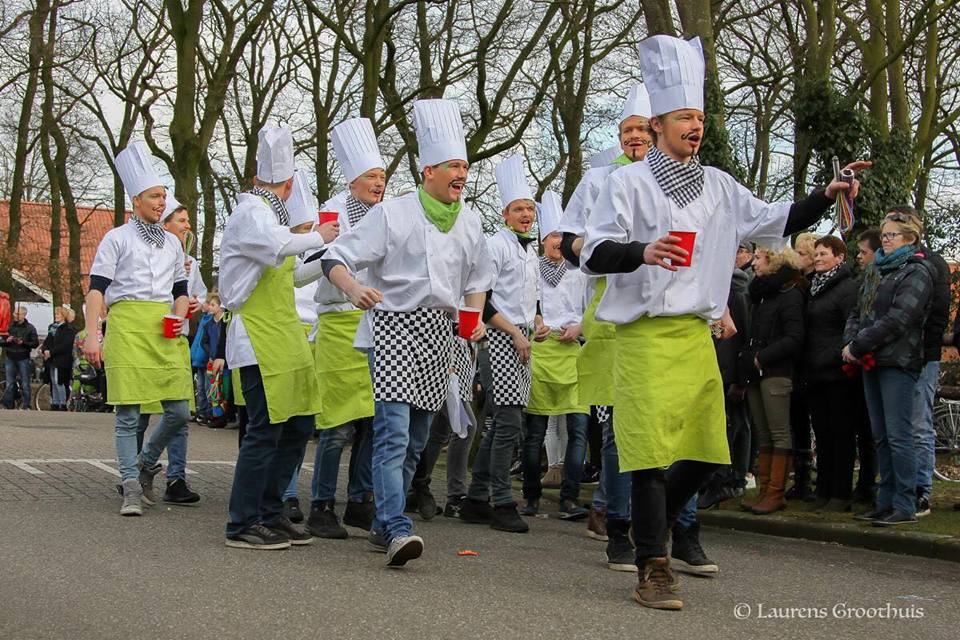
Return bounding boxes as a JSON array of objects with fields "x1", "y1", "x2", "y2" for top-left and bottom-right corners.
[{"x1": 884, "y1": 211, "x2": 913, "y2": 223}]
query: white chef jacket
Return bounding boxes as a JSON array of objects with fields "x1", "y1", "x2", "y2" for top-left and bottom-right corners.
[
  {"x1": 220, "y1": 192, "x2": 325, "y2": 369},
  {"x1": 323, "y1": 191, "x2": 494, "y2": 314},
  {"x1": 295, "y1": 274, "x2": 319, "y2": 342},
  {"x1": 539, "y1": 265, "x2": 587, "y2": 330},
  {"x1": 558, "y1": 165, "x2": 618, "y2": 238},
  {"x1": 311, "y1": 193, "x2": 369, "y2": 315},
  {"x1": 487, "y1": 228, "x2": 539, "y2": 327},
  {"x1": 581, "y1": 161, "x2": 790, "y2": 324},
  {"x1": 90, "y1": 220, "x2": 187, "y2": 308}
]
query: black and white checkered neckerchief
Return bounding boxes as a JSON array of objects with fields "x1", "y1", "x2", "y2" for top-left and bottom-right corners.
[
  {"x1": 646, "y1": 146, "x2": 704, "y2": 209},
  {"x1": 346, "y1": 195, "x2": 370, "y2": 228},
  {"x1": 249, "y1": 186, "x2": 290, "y2": 226},
  {"x1": 539, "y1": 256, "x2": 566, "y2": 288},
  {"x1": 132, "y1": 216, "x2": 166, "y2": 249}
]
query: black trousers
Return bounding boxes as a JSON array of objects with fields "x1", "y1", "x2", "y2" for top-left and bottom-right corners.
[
  {"x1": 632, "y1": 460, "x2": 720, "y2": 561},
  {"x1": 808, "y1": 380, "x2": 858, "y2": 500},
  {"x1": 853, "y1": 383, "x2": 877, "y2": 490}
]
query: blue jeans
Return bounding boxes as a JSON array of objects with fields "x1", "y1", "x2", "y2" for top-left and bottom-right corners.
[
  {"x1": 310, "y1": 419, "x2": 374, "y2": 507},
  {"x1": 675, "y1": 494, "x2": 698, "y2": 530},
  {"x1": 283, "y1": 464, "x2": 301, "y2": 501},
  {"x1": 592, "y1": 409, "x2": 631, "y2": 520},
  {"x1": 226, "y1": 366, "x2": 315, "y2": 535},
  {"x1": 137, "y1": 414, "x2": 190, "y2": 481},
  {"x1": 371, "y1": 400, "x2": 434, "y2": 543},
  {"x1": 913, "y1": 361, "x2": 939, "y2": 499},
  {"x1": 863, "y1": 367, "x2": 919, "y2": 516},
  {"x1": 522, "y1": 412, "x2": 589, "y2": 502},
  {"x1": 194, "y1": 367, "x2": 211, "y2": 419},
  {"x1": 116, "y1": 401, "x2": 189, "y2": 481},
  {"x1": 3, "y1": 358, "x2": 31, "y2": 408},
  {"x1": 50, "y1": 368, "x2": 67, "y2": 405}
]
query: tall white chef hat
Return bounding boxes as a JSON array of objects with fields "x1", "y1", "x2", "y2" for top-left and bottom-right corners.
[
  {"x1": 590, "y1": 144, "x2": 623, "y2": 169},
  {"x1": 286, "y1": 170, "x2": 318, "y2": 228},
  {"x1": 637, "y1": 35, "x2": 705, "y2": 116},
  {"x1": 413, "y1": 99, "x2": 468, "y2": 171},
  {"x1": 331, "y1": 118, "x2": 385, "y2": 184},
  {"x1": 537, "y1": 190, "x2": 563, "y2": 240},
  {"x1": 256, "y1": 124, "x2": 296, "y2": 183},
  {"x1": 162, "y1": 193, "x2": 185, "y2": 221},
  {"x1": 620, "y1": 83, "x2": 653, "y2": 123},
  {"x1": 495, "y1": 154, "x2": 534, "y2": 210},
  {"x1": 115, "y1": 141, "x2": 164, "y2": 202}
]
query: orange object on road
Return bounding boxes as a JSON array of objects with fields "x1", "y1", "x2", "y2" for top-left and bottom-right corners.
[{"x1": 457, "y1": 550, "x2": 479, "y2": 557}]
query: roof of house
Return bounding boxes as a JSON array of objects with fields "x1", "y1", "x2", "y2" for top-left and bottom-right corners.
[{"x1": 0, "y1": 200, "x2": 129, "y2": 298}]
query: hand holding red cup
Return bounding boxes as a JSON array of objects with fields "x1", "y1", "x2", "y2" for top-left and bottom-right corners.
[{"x1": 162, "y1": 314, "x2": 184, "y2": 339}]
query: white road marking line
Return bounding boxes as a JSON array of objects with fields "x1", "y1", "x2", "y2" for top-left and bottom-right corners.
[
  {"x1": 84, "y1": 460, "x2": 121, "y2": 477},
  {"x1": 7, "y1": 461, "x2": 43, "y2": 475}
]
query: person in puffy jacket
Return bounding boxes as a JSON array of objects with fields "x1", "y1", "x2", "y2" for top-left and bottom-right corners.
[
  {"x1": 844, "y1": 209, "x2": 934, "y2": 527},
  {"x1": 804, "y1": 236, "x2": 859, "y2": 511},
  {"x1": 740, "y1": 246, "x2": 806, "y2": 515}
]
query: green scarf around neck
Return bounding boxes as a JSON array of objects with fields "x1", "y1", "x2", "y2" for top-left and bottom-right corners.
[
  {"x1": 612, "y1": 153, "x2": 633, "y2": 166},
  {"x1": 510, "y1": 227, "x2": 532, "y2": 239},
  {"x1": 418, "y1": 187, "x2": 461, "y2": 233}
]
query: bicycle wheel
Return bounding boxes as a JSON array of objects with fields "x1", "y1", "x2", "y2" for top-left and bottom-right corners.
[
  {"x1": 34, "y1": 383, "x2": 52, "y2": 411},
  {"x1": 933, "y1": 403, "x2": 960, "y2": 482}
]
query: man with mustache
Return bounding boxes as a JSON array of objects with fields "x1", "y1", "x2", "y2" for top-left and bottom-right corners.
[
  {"x1": 303, "y1": 117, "x2": 386, "y2": 540},
  {"x1": 557, "y1": 84, "x2": 653, "y2": 570},
  {"x1": 582, "y1": 35, "x2": 869, "y2": 610},
  {"x1": 321, "y1": 99, "x2": 492, "y2": 567},
  {"x1": 84, "y1": 141, "x2": 193, "y2": 517},
  {"x1": 459, "y1": 154, "x2": 541, "y2": 534}
]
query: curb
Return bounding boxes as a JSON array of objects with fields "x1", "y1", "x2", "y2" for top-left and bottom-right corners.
[{"x1": 698, "y1": 509, "x2": 960, "y2": 563}]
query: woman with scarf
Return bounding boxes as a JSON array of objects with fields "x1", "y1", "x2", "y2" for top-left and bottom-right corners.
[
  {"x1": 739, "y1": 246, "x2": 806, "y2": 515},
  {"x1": 803, "y1": 236, "x2": 859, "y2": 512},
  {"x1": 844, "y1": 210, "x2": 934, "y2": 527}
]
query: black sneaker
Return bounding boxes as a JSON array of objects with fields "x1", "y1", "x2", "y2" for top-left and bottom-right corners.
[
  {"x1": 306, "y1": 502, "x2": 348, "y2": 539},
  {"x1": 853, "y1": 507, "x2": 892, "y2": 522},
  {"x1": 490, "y1": 503, "x2": 529, "y2": 533},
  {"x1": 225, "y1": 523, "x2": 292, "y2": 550},
  {"x1": 459, "y1": 498, "x2": 494, "y2": 524},
  {"x1": 283, "y1": 497, "x2": 304, "y2": 523},
  {"x1": 443, "y1": 495, "x2": 466, "y2": 518},
  {"x1": 558, "y1": 499, "x2": 589, "y2": 521},
  {"x1": 508, "y1": 460, "x2": 523, "y2": 477},
  {"x1": 367, "y1": 530, "x2": 387, "y2": 553},
  {"x1": 343, "y1": 500, "x2": 375, "y2": 531},
  {"x1": 580, "y1": 463, "x2": 601, "y2": 485},
  {"x1": 916, "y1": 496, "x2": 931, "y2": 518},
  {"x1": 417, "y1": 490, "x2": 437, "y2": 521},
  {"x1": 163, "y1": 478, "x2": 200, "y2": 505},
  {"x1": 696, "y1": 485, "x2": 739, "y2": 510},
  {"x1": 670, "y1": 522, "x2": 719, "y2": 576},
  {"x1": 605, "y1": 519, "x2": 636, "y2": 572},
  {"x1": 871, "y1": 509, "x2": 918, "y2": 527},
  {"x1": 519, "y1": 498, "x2": 539, "y2": 517},
  {"x1": 266, "y1": 516, "x2": 314, "y2": 545}
]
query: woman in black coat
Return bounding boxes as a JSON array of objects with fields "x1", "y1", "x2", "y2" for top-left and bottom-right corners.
[
  {"x1": 41, "y1": 306, "x2": 77, "y2": 411},
  {"x1": 740, "y1": 246, "x2": 806, "y2": 515},
  {"x1": 803, "y1": 236, "x2": 859, "y2": 512}
]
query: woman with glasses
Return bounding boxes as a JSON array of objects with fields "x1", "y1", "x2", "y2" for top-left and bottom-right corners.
[{"x1": 843, "y1": 210, "x2": 935, "y2": 527}]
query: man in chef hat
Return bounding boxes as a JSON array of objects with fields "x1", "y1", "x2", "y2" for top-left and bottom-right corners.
[
  {"x1": 321, "y1": 99, "x2": 493, "y2": 567},
  {"x1": 84, "y1": 141, "x2": 193, "y2": 517},
  {"x1": 582, "y1": 35, "x2": 870, "y2": 610}
]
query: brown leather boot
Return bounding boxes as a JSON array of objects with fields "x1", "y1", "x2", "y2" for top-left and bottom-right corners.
[
  {"x1": 741, "y1": 446, "x2": 772, "y2": 511},
  {"x1": 586, "y1": 506, "x2": 608, "y2": 541},
  {"x1": 751, "y1": 448, "x2": 790, "y2": 515},
  {"x1": 633, "y1": 557, "x2": 683, "y2": 610}
]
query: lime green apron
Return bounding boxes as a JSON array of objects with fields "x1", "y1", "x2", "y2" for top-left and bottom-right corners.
[
  {"x1": 102, "y1": 301, "x2": 194, "y2": 407},
  {"x1": 234, "y1": 256, "x2": 322, "y2": 424},
  {"x1": 313, "y1": 310, "x2": 374, "y2": 429},
  {"x1": 526, "y1": 333, "x2": 589, "y2": 416},
  {"x1": 231, "y1": 367, "x2": 246, "y2": 406},
  {"x1": 613, "y1": 315, "x2": 729, "y2": 471},
  {"x1": 578, "y1": 277, "x2": 616, "y2": 406}
]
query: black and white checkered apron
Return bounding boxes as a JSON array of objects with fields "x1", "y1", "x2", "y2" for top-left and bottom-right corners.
[
  {"x1": 451, "y1": 337, "x2": 477, "y2": 403},
  {"x1": 486, "y1": 326, "x2": 532, "y2": 406},
  {"x1": 372, "y1": 307, "x2": 453, "y2": 412}
]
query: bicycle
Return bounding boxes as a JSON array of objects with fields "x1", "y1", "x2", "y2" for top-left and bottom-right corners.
[{"x1": 933, "y1": 397, "x2": 960, "y2": 482}]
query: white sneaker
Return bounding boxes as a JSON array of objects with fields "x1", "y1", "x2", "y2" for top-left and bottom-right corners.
[
  {"x1": 386, "y1": 535, "x2": 423, "y2": 567},
  {"x1": 745, "y1": 474, "x2": 757, "y2": 490}
]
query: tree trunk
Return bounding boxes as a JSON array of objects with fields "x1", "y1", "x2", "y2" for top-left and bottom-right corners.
[
  {"x1": 640, "y1": 0, "x2": 676, "y2": 35},
  {"x1": 864, "y1": 0, "x2": 890, "y2": 139},
  {"x1": 198, "y1": 154, "x2": 216, "y2": 287}
]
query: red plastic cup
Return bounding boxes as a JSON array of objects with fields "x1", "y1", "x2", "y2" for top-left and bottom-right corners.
[
  {"x1": 668, "y1": 230, "x2": 696, "y2": 267},
  {"x1": 185, "y1": 307, "x2": 193, "y2": 320},
  {"x1": 162, "y1": 315, "x2": 182, "y2": 339},
  {"x1": 319, "y1": 211, "x2": 339, "y2": 225},
  {"x1": 458, "y1": 307, "x2": 481, "y2": 339}
]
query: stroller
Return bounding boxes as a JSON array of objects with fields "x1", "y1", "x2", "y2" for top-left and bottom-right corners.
[{"x1": 69, "y1": 363, "x2": 108, "y2": 412}]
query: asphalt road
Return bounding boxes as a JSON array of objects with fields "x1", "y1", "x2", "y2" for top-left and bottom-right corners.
[{"x1": 0, "y1": 411, "x2": 957, "y2": 640}]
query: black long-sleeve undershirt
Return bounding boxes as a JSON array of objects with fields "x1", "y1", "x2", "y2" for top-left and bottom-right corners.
[{"x1": 585, "y1": 189, "x2": 835, "y2": 275}]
